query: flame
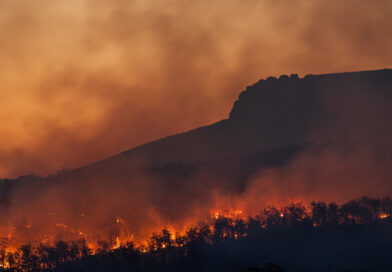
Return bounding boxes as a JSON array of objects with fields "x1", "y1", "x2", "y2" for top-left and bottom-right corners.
[
  {"x1": 212, "y1": 209, "x2": 243, "y2": 220},
  {"x1": 0, "y1": 197, "x2": 391, "y2": 269},
  {"x1": 213, "y1": 212, "x2": 220, "y2": 219},
  {"x1": 0, "y1": 203, "x2": 319, "y2": 256},
  {"x1": 379, "y1": 213, "x2": 389, "y2": 219},
  {"x1": 113, "y1": 236, "x2": 121, "y2": 249}
]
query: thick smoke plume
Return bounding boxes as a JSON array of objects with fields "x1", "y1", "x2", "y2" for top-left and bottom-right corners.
[{"x1": 1, "y1": 0, "x2": 392, "y2": 177}]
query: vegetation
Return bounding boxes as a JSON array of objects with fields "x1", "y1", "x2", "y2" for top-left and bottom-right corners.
[{"x1": 1, "y1": 196, "x2": 392, "y2": 272}]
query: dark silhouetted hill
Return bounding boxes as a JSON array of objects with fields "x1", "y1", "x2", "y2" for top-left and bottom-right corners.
[{"x1": 76, "y1": 68, "x2": 392, "y2": 177}]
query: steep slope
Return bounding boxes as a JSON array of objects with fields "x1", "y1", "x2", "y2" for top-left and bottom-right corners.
[{"x1": 80, "y1": 68, "x2": 392, "y2": 175}]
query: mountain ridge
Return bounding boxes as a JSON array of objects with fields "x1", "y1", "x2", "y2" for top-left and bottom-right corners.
[{"x1": 78, "y1": 68, "x2": 392, "y2": 175}]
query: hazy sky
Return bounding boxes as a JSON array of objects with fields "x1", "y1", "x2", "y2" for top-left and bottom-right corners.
[{"x1": 1, "y1": 0, "x2": 391, "y2": 177}]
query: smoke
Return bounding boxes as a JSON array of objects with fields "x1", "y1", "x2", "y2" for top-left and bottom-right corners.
[
  {"x1": 236, "y1": 145, "x2": 392, "y2": 213},
  {"x1": 235, "y1": 76, "x2": 392, "y2": 211},
  {"x1": 1, "y1": 0, "x2": 392, "y2": 177},
  {"x1": 0, "y1": 0, "x2": 391, "y2": 247},
  {"x1": 2, "y1": 161, "x2": 227, "y2": 245}
]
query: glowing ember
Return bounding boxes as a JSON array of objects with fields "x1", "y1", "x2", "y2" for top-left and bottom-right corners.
[
  {"x1": 214, "y1": 212, "x2": 220, "y2": 219},
  {"x1": 379, "y1": 213, "x2": 389, "y2": 219},
  {"x1": 116, "y1": 218, "x2": 125, "y2": 224}
]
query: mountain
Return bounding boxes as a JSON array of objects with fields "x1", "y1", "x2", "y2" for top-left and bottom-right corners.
[
  {"x1": 77, "y1": 68, "x2": 392, "y2": 176},
  {"x1": 1, "y1": 68, "x2": 391, "y2": 249}
]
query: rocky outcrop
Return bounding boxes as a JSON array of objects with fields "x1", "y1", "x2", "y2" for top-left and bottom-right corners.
[{"x1": 79, "y1": 68, "x2": 392, "y2": 175}]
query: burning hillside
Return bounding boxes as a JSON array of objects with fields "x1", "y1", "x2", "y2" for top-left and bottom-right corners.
[{"x1": 0, "y1": 69, "x2": 392, "y2": 270}]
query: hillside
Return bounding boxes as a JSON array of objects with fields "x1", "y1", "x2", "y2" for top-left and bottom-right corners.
[
  {"x1": 0, "y1": 68, "x2": 391, "y2": 264},
  {"x1": 77, "y1": 68, "x2": 392, "y2": 176}
]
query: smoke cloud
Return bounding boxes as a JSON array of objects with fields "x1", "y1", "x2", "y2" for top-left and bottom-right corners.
[{"x1": 1, "y1": 0, "x2": 392, "y2": 177}]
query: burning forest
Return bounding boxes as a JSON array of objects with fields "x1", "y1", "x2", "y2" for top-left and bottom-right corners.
[
  {"x1": 0, "y1": 197, "x2": 392, "y2": 271},
  {"x1": 1, "y1": 1, "x2": 392, "y2": 269},
  {"x1": 0, "y1": 69, "x2": 392, "y2": 271}
]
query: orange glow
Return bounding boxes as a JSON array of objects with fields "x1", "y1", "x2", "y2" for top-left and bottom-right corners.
[
  {"x1": 1, "y1": 194, "x2": 390, "y2": 258},
  {"x1": 0, "y1": 201, "x2": 252, "y2": 256},
  {"x1": 0, "y1": 196, "x2": 391, "y2": 269},
  {"x1": 113, "y1": 236, "x2": 121, "y2": 249},
  {"x1": 379, "y1": 213, "x2": 389, "y2": 219}
]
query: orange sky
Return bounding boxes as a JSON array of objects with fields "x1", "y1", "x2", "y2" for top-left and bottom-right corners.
[{"x1": 1, "y1": 0, "x2": 392, "y2": 177}]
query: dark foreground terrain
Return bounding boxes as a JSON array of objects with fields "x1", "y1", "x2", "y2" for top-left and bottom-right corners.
[{"x1": 1, "y1": 197, "x2": 391, "y2": 272}]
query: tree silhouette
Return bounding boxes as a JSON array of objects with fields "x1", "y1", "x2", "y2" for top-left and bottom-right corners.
[{"x1": 0, "y1": 197, "x2": 391, "y2": 271}]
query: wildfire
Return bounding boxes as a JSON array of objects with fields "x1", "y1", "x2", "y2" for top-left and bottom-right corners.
[
  {"x1": 213, "y1": 212, "x2": 220, "y2": 219},
  {"x1": 113, "y1": 236, "x2": 121, "y2": 249},
  {"x1": 379, "y1": 213, "x2": 389, "y2": 219},
  {"x1": 212, "y1": 209, "x2": 243, "y2": 220},
  {"x1": 0, "y1": 197, "x2": 391, "y2": 270}
]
